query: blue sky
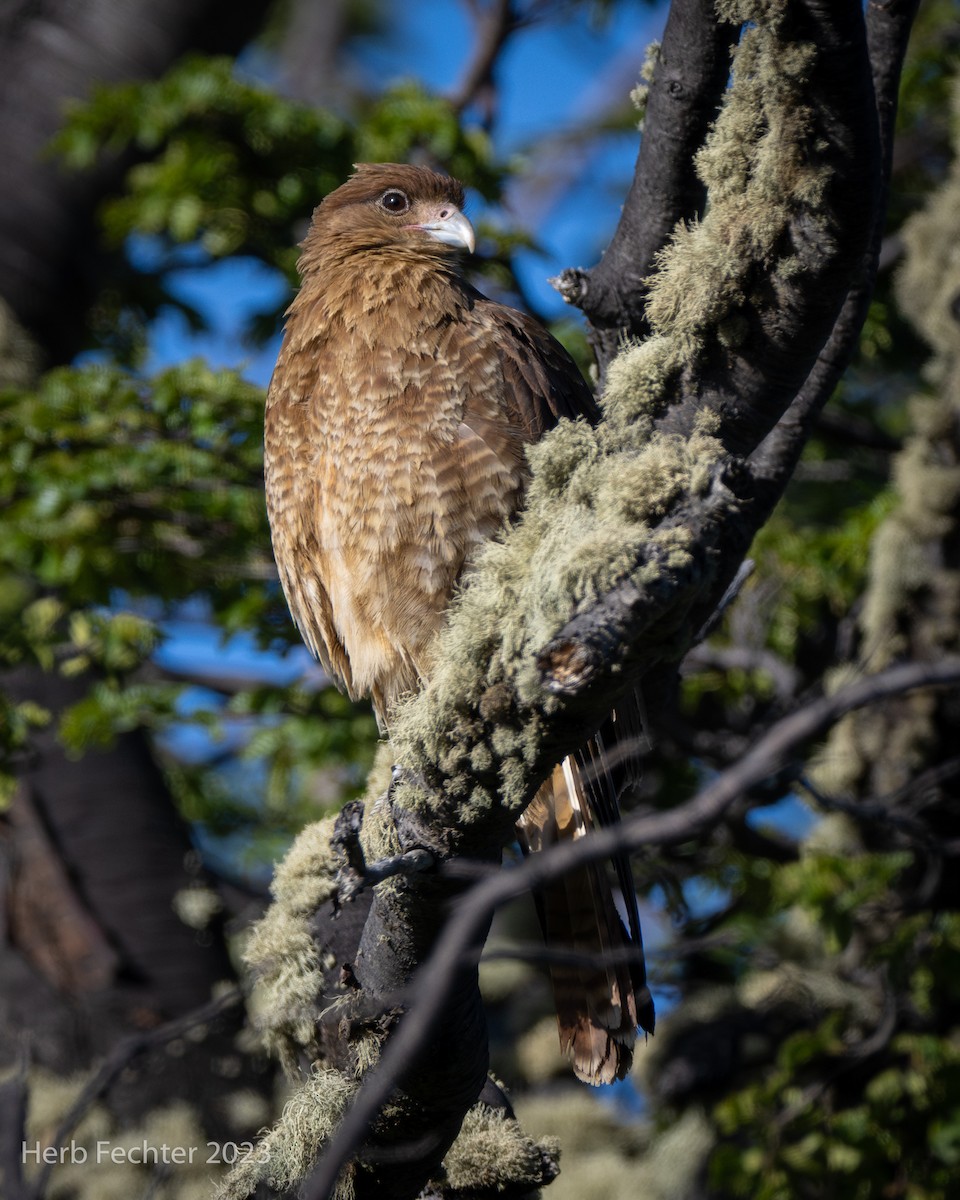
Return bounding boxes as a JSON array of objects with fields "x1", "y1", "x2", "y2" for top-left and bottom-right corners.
[
  {"x1": 137, "y1": 5, "x2": 820, "y2": 1045},
  {"x1": 145, "y1": 0, "x2": 666, "y2": 386},
  {"x1": 147, "y1": 1, "x2": 800, "y2": 903},
  {"x1": 143, "y1": 0, "x2": 668, "y2": 690}
]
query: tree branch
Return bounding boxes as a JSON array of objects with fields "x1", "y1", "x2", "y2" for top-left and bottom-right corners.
[
  {"x1": 0, "y1": 0, "x2": 272, "y2": 363},
  {"x1": 647, "y1": 0, "x2": 881, "y2": 456},
  {"x1": 449, "y1": 0, "x2": 521, "y2": 121},
  {"x1": 31, "y1": 988, "x2": 243, "y2": 1200},
  {"x1": 235, "y1": 5, "x2": 912, "y2": 1197},
  {"x1": 552, "y1": 0, "x2": 738, "y2": 374},
  {"x1": 306, "y1": 658, "x2": 960, "y2": 1200},
  {"x1": 747, "y1": 0, "x2": 920, "y2": 505}
]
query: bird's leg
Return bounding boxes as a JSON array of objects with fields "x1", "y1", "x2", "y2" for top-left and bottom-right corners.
[
  {"x1": 332, "y1": 788, "x2": 438, "y2": 907},
  {"x1": 386, "y1": 763, "x2": 451, "y2": 860},
  {"x1": 331, "y1": 799, "x2": 368, "y2": 908}
]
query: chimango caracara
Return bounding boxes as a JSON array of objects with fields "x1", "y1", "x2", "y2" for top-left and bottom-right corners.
[{"x1": 264, "y1": 162, "x2": 654, "y2": 1084}]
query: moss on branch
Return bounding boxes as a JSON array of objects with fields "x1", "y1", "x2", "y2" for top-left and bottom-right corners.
[
  {"x1": 231, "y1": 4, "x2": 877, "y2": 1195},
  {"x1": 815, "y1": 73, "x2": 960, "y2": 801}
]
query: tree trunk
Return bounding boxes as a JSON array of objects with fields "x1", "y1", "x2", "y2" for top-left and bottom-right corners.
[{"x1": 0, "y1": 0, "x2": 273, "y2": 1150}]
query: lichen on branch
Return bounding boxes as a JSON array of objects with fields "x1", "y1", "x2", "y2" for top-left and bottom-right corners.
[{"x1": 230, "y1": 4, "x2": 883, "y2": 1197}]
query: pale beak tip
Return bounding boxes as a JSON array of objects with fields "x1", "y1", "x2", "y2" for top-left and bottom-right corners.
[{"x1": 412, "y1": 209, "x2": 475, "y2": 255}]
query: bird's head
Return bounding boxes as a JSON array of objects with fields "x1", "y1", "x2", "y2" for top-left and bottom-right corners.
[{"x1": 303, "y1": 163, "x2": 475, "y2": 264}]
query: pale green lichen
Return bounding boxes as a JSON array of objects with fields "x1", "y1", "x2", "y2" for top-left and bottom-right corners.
[
  {"x1": 814, "y1": 75, "x2": 960, "y2": 801},
  {"x1": 384, "y1": 6, "x2": 821, "y2": 826},
  {"x1": 630, "y1": 41, "x2": 661, "y2": 128},
  {"x1": 515, "y1": 1014, "x2": 569, "y2": 1084},
  {"x1": 269, "y1": 814, "x2": 341, "y2": 914},
  {"x1": 242, "y1": 7, "x2": 843, "y2": 1193},
  {"x1": 437, "y1": 1103, "x2": 558, "y2": 1193},
  {"x1": 600, "y1": 335, "x2": 683, "y2": 429},
  {"x1": 171, "y1": 883, "x2": 222, "y2": 930},
  {"x1": 243, "y1": 815, "x2": 340, "y2": 1072},
  {"x1": 512, "y1": 1090, "x2": 712, "y2": 1200},
  {"x1": 358, "y1": 740, "x2": 402, "y2": 863},
  {"x1": 646, "y1": 14, "x2": 826, "y2": 345},
  {"x1": 387, "y1": 401, "x2": 724, "y2": 819},
  {"x1": 23, "y1": 1072, "x2": 214, "y2": 1200},
  {"x1": 216, "y1": 1068, "x2": 358, "y2": 1200}
]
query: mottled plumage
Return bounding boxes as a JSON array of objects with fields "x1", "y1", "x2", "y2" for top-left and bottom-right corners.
[{"x1": 264, "y1": 162, "x2": 653, "y2": 1083}]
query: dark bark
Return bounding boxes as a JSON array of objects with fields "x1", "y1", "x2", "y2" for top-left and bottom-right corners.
[
  {"x1": 292, "y1": 6, "x2": 905, "y2": 1198},
  {"x1": 552, "y1": 0, "x2": 738, "y2": 374},
  {"x1": 308, "y1": 659, "x2": 960, "y2": 1199},
  {"x1": 0, "y1": 0, "x2": 272, "y2": 364},
  {"x1": 3, "y1": 669, "x2": 231, "y2": 1023},
  {"x1": 450, "y1": 0, "x2": 520, "y2": 119},
  {"x1": 748, "y1": 0, "x2": 921, "y2": 510},
  {"x1": 0, "y1": 667, "x2": 253, "y2": 1130},
  {"x1": 0, "y1": 0, "x2": 275, "y2": 1151},
  {"x1": 653, "y1": 1, "x2": 881, "y2": 457},
  {"x1": 350, "y1": 896, "x2": 493, "y2": 1198}
]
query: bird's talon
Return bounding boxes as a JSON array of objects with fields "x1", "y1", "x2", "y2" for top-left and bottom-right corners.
[{"x1": 331, "y1": 799, "x2": 367, "y2": 907}]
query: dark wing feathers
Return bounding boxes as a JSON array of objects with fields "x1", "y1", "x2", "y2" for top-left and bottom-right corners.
[{"x1": 473, "y1": 295, "x2": 601, "y2": 437}]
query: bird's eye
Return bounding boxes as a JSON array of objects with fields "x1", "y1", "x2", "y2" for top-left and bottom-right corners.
[{"x1": 379, "y1": 189, "x2": 410, "y2": 214}]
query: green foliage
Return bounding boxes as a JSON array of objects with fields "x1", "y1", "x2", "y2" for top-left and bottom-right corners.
[
  {"x1": 711, "y1": 1014, "x2": 960, "y2": 1200},
  {"x1": 219, "y1": 683, "x2": 377, "y2": 851},
  {"x1": 53, "y1": 58, "x2": 503, "y2": 350},
  {"x1": 774, "y1": 848, "x2": 911, "y2": 954},
  {"x1": 0, "y1": 695, "x2": 49, "y2": 805},
  {"x1": 55, "y1": 55, "x2": 353, "y2": 271},
  {"x1": 0, "y1": 359, "x2": 273, "y2": 627},
  {"x1": 162, "y1": 687, "x2": 378, "y2": 874},
  {"x1": 356, "y1": 81, "x2": 501, "y2": 198},
  {"x1": 0, "y1": 354, "x2": 376, "y2": 855},
  {"x1": 749, "y1": 490, "x2": 895, "y2": 661},
  {"x1": 47, "y1": 52, "x2": 512, "y2": 368},
  {"x1": 686, "y1": 843, "x2": 960, "y2": 1200},
  {"x1": 58, "y1": 678, "x2": 184, "y2": 752}
]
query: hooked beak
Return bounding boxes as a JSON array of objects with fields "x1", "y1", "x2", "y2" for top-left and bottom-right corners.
[{"x1": 405, "y1": 208, "x2": 475, "y2": 254}]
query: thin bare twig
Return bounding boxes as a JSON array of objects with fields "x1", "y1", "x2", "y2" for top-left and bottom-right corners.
[
  {"x1": 339, "y1": 848, "x2": 436, "y2": 903},
  {"x1": 304, "y1": 658, "x2": 960, "y2": 1200},
  {"x1": 31, "y1": 988, "x2": 243, "y2": 1200},
  {"x1": 552, "y1": 0, "x2": 737, "y2": 348},
  {"x1": 0, "y1": 1044, "x2": 30, "y2": 1200},
  {"x1": 449, "y1": 0, "x2": 520, "y2": 121},
  {"x1": 748, "y1": 0, "x2": 920, "y2": 503},
  {"x1": 800, "y1": 761, "x2": 960, "y2": 851}
]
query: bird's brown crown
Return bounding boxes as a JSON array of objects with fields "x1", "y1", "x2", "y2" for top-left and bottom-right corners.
[
  {"x1": 322, "y1": 163, "x2": 465, "y2": 215},
  {"x1": 300, "y1": 163, "x2": 470, "y2": 266}
]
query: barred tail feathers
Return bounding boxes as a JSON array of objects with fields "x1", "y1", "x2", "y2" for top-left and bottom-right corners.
[{"x1": 517, "y1": 756, "x2": 653, "y2": 1085}]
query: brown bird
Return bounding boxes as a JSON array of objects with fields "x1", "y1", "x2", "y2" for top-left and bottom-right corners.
[{"x1": 264, "y1": 162, "x2": 654, "y2": 1083}]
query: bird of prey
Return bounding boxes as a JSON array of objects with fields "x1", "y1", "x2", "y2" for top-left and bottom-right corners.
[{"x1": 264, "y1": 162, "x2": 654, "y2": 1084}]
